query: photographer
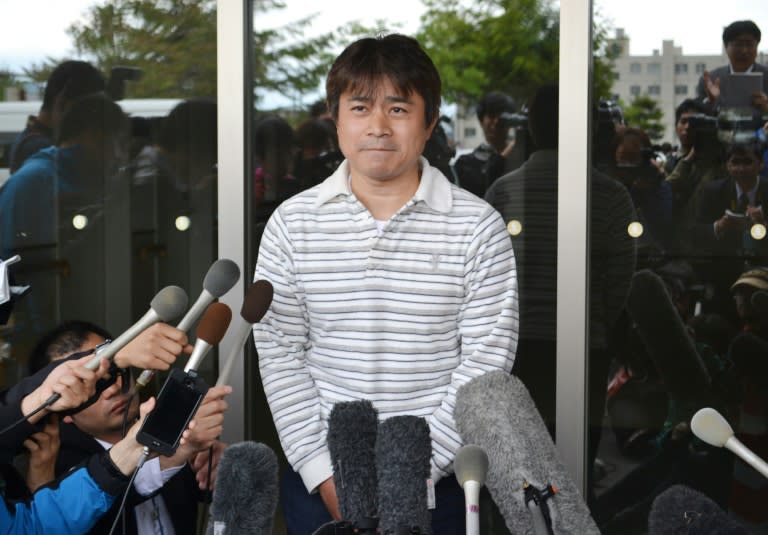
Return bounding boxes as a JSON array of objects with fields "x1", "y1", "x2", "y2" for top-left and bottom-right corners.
[
  {"x1": 453, "y1": 91, "x2": 517, "y2": 197},
  {"x1": 666, "y1": 100, "x2": 727, "y2": 257}
]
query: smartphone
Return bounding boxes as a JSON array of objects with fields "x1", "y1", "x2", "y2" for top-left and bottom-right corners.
[
  {"x1": 725, "y1": 209, "x2": 748, "y2": 219},
  {"x1": 137, "y1": 368, "x2": 208, "y2": 457}
]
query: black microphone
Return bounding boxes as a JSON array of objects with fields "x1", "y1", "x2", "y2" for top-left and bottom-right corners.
[
  {"x1": 183, "y1": 302, "x2": 232, "y2": 373},
  {"x1": 327, "y1": 400, "x2": 379, "y2": 532},
  {"x1": 207, "y1": 441, "x2": 279, "y2": 535},
  {"x1": 136, "y1": 258, "x2": 240, "y2": 388},
  {"x1": 648, "y1": 484, "x2": 750, "y2": 534},
  {"x1": 215, "y1": 280, "x2": 274, "y2": 387},
  {"x1": 454, "y1": 370, "x2": 599, "y2": 534},
  {"x1": 376, "y1": 415, "x2": 432, "y2": 535},
  {"x1": 626, "y1": 269, "x2": 711, "y2": 404},
  {"x1": 729, "y1": 332, "x2": 768, "y2": 385}
]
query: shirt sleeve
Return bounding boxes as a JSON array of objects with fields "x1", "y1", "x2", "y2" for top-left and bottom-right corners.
[
  {"x1": 426, "y1": 207, "x2": 519, "y2": 481},
  {"x1": 252, "y1": 209, "x2": 332, "y2": 493}
]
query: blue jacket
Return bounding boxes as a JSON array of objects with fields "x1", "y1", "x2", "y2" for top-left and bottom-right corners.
[{"x1": 0, "y1": 451, "x2": 127, "y2": 535}]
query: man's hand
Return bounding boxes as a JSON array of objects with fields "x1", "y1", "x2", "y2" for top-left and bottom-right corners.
[
  {"x1": 702, "y1": 70, "x2": 721, "y2": 104},
  {"x1": 109, "y1": 397, "x2": 158, "y2": 475},
  {"x1": 161, "y1": 385, "x2": 232, "y2": 470},
  {"x1": 747, "y1": 205, "x2": 765, "y2": 224},
  {"x1": 715, "y1": 213, "x2": 748, "y2": 237},
  {"x1": 23, "y1": 414, "x2": 60, "y2": 491},
  {"x1": 21, "y1": 355, "x2": 110, "y2": 423},
  {"x1": 113, "y1": 323, "x2": 193, "y2": 370},
  {"x1": 190, "y1": 440, "x2": 227, "y2": 490},
  {"x1": 318, "y1": 477, "x2": 342, "y2": 521}
]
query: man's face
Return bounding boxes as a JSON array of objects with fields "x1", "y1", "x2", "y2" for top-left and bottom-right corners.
[
  {"x1": 726, "y1": 151, "x2": 762, "y2": 184},
  {"x1": 336, "y1": 78, "x2": 435, "y2": 185},
  {"x1": 726, "y1": 32, "x2": 759, "y2": 72},
  {"x1": 64, "y1": 333, "x2": 139, "y2": 443},
  {"x1": 481, "y1": 113, "x2": 509, "y2": 150},
  {"x1": 676, "y1": 111, "x2": 695, "y2": 148}
]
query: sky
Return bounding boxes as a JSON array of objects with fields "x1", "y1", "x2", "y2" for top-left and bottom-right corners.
[{"x1": 2, "y1": 1, "x2": 768, "y2": 91}]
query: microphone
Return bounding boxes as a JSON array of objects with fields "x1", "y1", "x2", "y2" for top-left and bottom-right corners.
[
  {"x1": 728, "y1": 332, "x2": 768, "y2": 385},
  {"x1": 184, "y1": 302, "x2": 233, "y2": 373},
  {"x1": 454, "y1": 445, "x2": 488, "y2": 535},
  {"x1": 136, "y1": 258, "x2": 240, "y2": 388},
  {"x1": 85, "y1": 285, "x2": 188, "y2": 371},
  {"x1": 626, "y1": 269, "x2": 711, "y2": 404},
  {"x1": 648, "y1": 484, "x2": 750, "y2": 535},
  {"x1": 375, "y1": 415, "x2": 432, "y2": 535},
  {"x1": 215, "y1": 280, "x2": 274, "y2": 387},
  {"x1": 691, "y1": 407, "x2": 768, "y2": 480},
  {"x1": 327, "y1": 400, "x2": 379, "y2": 532},
  {"x1": 454, "y1": 370, "x2": 599, "y2": 535},
  {"x1": 207, "y1": 441, "x2": 279, "y2": 535}
]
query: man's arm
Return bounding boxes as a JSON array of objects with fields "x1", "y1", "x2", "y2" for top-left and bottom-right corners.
[
  {"x1": 426, "y1": 207, "x2": 518, "y2": 481},
  {"x1": 252, "y1": 210, "x2": 332, "y2": 494}
]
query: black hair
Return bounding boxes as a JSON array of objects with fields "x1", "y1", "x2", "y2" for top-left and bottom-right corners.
[
  {"x1": 527, "y1": 85, "x2": 558, "y2": 150},
  {"x1": 28, "y1": 320, "x2": 112, "y2": 375},
  {"x1": 674, "y1": 99, "x2": 711, "y2": 123},
  {"x1": 722, "y1": 20, "x2": 761, "y2": 46},
  {"x1": 326, "y1": 34, "x2": 441, "y2": 128},
  {"x1": 475, "y1": 91, "x2": 516, "y2": 122},
  {"x1": 54, "y1": 93, "x2": 129, "y2": 145},
  {"x1": 42, "y1": 61, "x2": 106, "y2": 112},
  {"x1": 726, "y1": 141, "x2": 765, "y2": 161}
]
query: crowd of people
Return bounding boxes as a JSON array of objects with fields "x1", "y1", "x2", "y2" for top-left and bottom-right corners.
[{"x1": 2, "y1": 17, "x2": 768, "y2": 535}]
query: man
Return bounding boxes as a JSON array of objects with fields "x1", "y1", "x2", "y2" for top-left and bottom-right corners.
[
  {"x1": 485, "y1": 85, "x2": 636, "y2": 505},
  {"x1": 453, "y1": 91, "x2": 517, "y2": 197},
  {"x1": 0, "y1": 330, "x2": 202, "y2": 533},
  {"x1": 253, "y1": 34, "x2": 518, "y2": 534},
  {"x1": 697, "y1": 20, "x2": 768, "y2": 114},
  {"x1": 30, "y1": 320, "x2": 230, "y2": 535},
  {"x1": 694, "y1": 142, "x2": 768, "y2": 322},
  {"x1": 665, "y1": 99, "x2": 726, "y2": 258},
  {"x1": 8, "y1": 60, "x2": 106, "y2": 174},
  {"x1": 0, "y1": 93, "x2": 129, "y2": 257}
]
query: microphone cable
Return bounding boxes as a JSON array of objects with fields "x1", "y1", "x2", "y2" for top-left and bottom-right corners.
[{"x1": 108, "y1": 445, "x2": 152, "y2": 535}]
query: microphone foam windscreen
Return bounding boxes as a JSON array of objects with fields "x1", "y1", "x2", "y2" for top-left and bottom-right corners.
[
  {"x1": 210, "y1": 441, "x2": 279, "y2": 535},
  {"x1": 204, "y1": 258, "x2": 241, "y2": 297},
  {"x1": 242, "y1": 280, "x2": 274, "y2": 323},
  {"x1": 690, "y1": 407, "x2": 733, "y2": 448},
  {"x1": 150, "y1": 285, "x2": 188, "y2": 321},
  {"x1": 327, "y1": 400, "x2": 379, "y2": 524},
  {"x1": 454, "y1": 444, "x2": 489, "y2": 487},
  {"x1": 648, "y1": 484, "x2": 750, "y2": 535},
  {"x1": 196, "y1": 302, "x2": 232, "y2": 345},
  {"x1": 455, "y1": 371, "x2": 599, "y2": 535},
  {"x1": 375, "y1": 415, "x2": 432, "y2": 534},
  {"x1": 626, "y1": 269, "x2": 711, "y2": 404}
]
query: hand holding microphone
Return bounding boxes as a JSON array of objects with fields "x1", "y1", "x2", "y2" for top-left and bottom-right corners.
[{"x1": 136, "y1": 259, "x2": 240, "y2": 389}]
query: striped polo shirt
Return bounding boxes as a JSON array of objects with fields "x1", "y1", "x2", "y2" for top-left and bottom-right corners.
[{"x1": 253, "y1": 157, "x2": 519, "y2": 492}]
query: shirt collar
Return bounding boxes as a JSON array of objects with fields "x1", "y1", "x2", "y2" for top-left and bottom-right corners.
[
  {"x1": 315, "y1": 156, "x2": 453, "y2": 213},
  {"x1": 730, "y1": 63, "x2": 755, "y2": 74}
]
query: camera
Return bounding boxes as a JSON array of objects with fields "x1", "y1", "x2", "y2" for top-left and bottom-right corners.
[{"x1": 687, "y1": 112, "x2": 762, "y2": 156}]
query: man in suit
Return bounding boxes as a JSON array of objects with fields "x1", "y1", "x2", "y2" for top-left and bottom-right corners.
[
  {"x1": 697, "y1": 20, "x2": 768, "y2": 114},
  {"x1": 28, "y1": 320, "x2": 229, "y2": 535},
  {"x1": 694, "y1": 141, "x2": 767, "y2": 323}
]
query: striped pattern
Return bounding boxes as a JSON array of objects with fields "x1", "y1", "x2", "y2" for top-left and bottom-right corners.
[{"x1": 253, "y1": 159, "x2": 518, "y2": 490}]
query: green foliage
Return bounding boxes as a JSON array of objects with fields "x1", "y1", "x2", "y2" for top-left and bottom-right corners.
[{"x1": 622, "y1": 94, "x2": 665, "y2": 142}]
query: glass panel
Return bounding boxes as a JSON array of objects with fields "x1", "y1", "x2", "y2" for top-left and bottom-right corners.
[
  {"x1": 0, "y1": 5, "x2": 218, "y2": 398},
  {"x1": 591, "y1": 2, "x2": 768, "y2": 532},
  {"x1": 250, "y1": 1, "x2": 560, "y2": 533}
]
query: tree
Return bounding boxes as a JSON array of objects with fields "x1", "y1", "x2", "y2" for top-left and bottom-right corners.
[
  {"x1": 416, "y1": 0, "x2": 617, "y2": 110},
  {"x1": 21, "y1": 0, "x2": 341, "y2": 103},
  {"x1": 622, "y1": 95, "x2": 665, "y2": 142}
]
